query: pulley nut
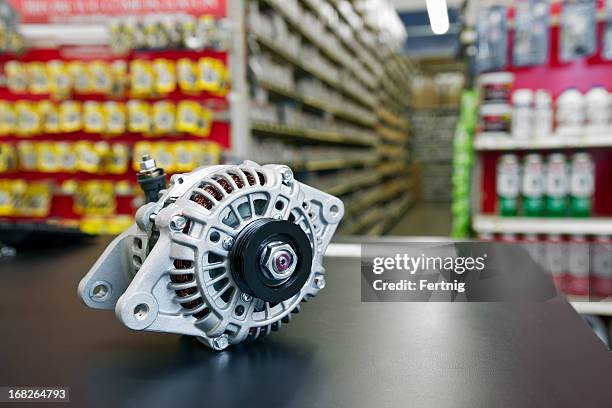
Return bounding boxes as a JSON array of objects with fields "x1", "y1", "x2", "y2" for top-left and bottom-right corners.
[{"x1": 261, "y1": 242, "x2": 297, "y2": 282}]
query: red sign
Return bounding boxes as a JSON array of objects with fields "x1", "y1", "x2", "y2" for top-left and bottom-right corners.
[{"x1": 9, "y1": 0, "x2": 226, "y2": 23}]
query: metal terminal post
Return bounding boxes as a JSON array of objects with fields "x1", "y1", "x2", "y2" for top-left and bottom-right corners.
[{"x1": 137, "y1": 154, "x2": 167, "y2": 204}]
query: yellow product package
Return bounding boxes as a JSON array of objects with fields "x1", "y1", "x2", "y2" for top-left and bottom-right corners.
[
  {"x1": 5, "y1": 61, "x2": 28, "y2": 93},
  {"x1": 201, "y1": 142, "x2": 222, "y2": 166},
  {"x1": 151, "y1": 142, "x2": 175, "y2": 173},
  {"x1": 74, "y1": 141, "x2": 101, "y2": 173},
  {"x1": 152, "y1": 58, "x2": 176, "y2": 94},
  {"x1": 177, "y1": 58, "x2": 198, "y2": 92},
  {"x1": 47, "y1": 60, "x2": 72, "y2": 99},
  {"x1": 0, "y1": 102, "x2": 17, "y2": 135},
  {"x1": 89, "y1": 61, "x2": 112, "y2": 94},
  {"x1": 151, "y1": 101, "x2": 175, "y2": 135},
  {"x1": 109, "y1": 19, "x2": 132, "y2": 55},
  {"x1": 28, "y1": 62, "x2": 50, "y2": 94},
  {"x1": 56, "y1": 142, "x2": 77, "y2": 173},
  {"x1": 106, "y1": 143, "x2": 129, "y2": 174},
  {"x1": 127, "y1": 100, "x2": 150, "y2": 133},
  {"x1": 0, "y1": 143, "x2": 16, "y2": 172},
  {"x1": 74, "y1": 180, "x2": 116, "y2": 216},
  {"x1": 83, "y1": 101, "x2": 105, "y2": 133},
  {"x1": 172, "y1": 142, "x2": 197, "y2": 172},
  {"x1": 110, "y1": 60, "x2": 128, "y2": 97},
  {"x1": 68, "y1": 61, "x2": 91, "y2": 94},
  {"x1": 16, "y1": 141, "x2": 38, "y2": 171},
  {"x1": 38, "y1": 101, "x2": 60, "y2": 134},
  {"x1": 15, "y1": 101, "x2": 41, "y2": 136},
  {"x1": 103, "y1": 101, "x2": 126, "y2": 136},
  {"x1": 59, "y1": 101, "x2": 82, "y2": 133},
  {"x1": 36, "y1": 142, "x2": 62, "y2": 173},
  {"x1": 0, "y1": 180, "x2": 14, "y2": 215},
  {"x1": 130, "y1": 60, "x2": 154, "y2": 97},
  {"x1": 18, "y1": 182, "x2": 52, "y2": 217},
  {"x1": 176, "y1": 100, "x2": 202, "y2": 135},
  {"x1": 197, "y1": 57, "x2": 227, "y2": 94}
]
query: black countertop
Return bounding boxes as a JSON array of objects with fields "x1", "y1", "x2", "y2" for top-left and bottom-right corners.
[{"x1": 1, "y1": 237, "x2": 612, "y2": 407}]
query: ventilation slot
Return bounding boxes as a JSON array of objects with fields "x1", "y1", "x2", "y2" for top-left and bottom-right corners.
[
  {"x1": 191, "y1": 193, "x2": 213, "y2": 209},
  {"x1": 222, "y1": 210, "x2": 240, "y2": 228},
  {"x1": 182, "y1": 220, "x2": 192, "y2": 234},
  {"x1": 208, "y1": 253, "x2": 223, "y2": 263},
  {"x1": 242, "y1": 170, "x2": 256, "y2": 186},
  {"x1": 213, "y1": 277, "x2": 229, "y2": 292},
  {"x1": 215, "y1": 177, "x2": 234, "y2": 194},
  {"x1": 256, "y1": 171, "x2": 266, "y2": 185},
  {"x1": 193, "y1": 308, "x2": 211, "y2": 320},
  {"x1": 201, "y1": 183, "x2": 223, "y2": 201},
  {"x1": 253, "y1": 198, "x2": 268, "y2": 216},
  {"x1": 228, "y1": 172, "x2": 245, "y2": 188},
  {"x1": 171, "y1": 260, "x2": 194, "y2": 297},
  {"x1": 170, "y1": 260, "x2": 209, "y2": 320},
  {"x1": 220, "y1": 286, "x2": 235, "y2": 303}
]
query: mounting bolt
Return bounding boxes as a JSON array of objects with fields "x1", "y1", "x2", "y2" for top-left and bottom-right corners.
[
  {"x1": 241, "y1": 293, "x2": 252, "y2": 302},
  {"x1": 169, "y1": 215, "x2": 187, "y2": 231},
  {"x1": 212, "y1": 334, "x2": 229, "y2": 350},
  {"x1": 313, "y1": 276, "x2": 326, "y2": 290},
  {"x1": 273, "y1": 213, "x2": 282, "y2": 220},
  {"x1": 280, "y1": 167, "x2": 293, "y2": 182},
  {"x1": 222, "y1": 236, "x2": 235, "y2": 250}
]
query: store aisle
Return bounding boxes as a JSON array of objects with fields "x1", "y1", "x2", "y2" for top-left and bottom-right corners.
[{"x1": 389, "y1": 202, "x2": 452, "y2": 236}]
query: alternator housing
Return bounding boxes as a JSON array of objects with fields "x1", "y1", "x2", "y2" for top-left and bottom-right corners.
[{"x1": 78, "y1": 162, "x2": 343, "y2": 350}]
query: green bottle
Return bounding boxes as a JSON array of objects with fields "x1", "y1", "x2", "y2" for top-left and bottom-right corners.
[
  {"x1": 522, "y1": 154, "x2": 544, "y2": 216},
  {"x1": 545, "y1": 153, "x2": 568, "y2": 217},
  {"x1": 569, "y1": 153, "x2": 594, "y2": 217},
  {"x1": 497, "y1": 154, "x2": 520, "y2": 216}
]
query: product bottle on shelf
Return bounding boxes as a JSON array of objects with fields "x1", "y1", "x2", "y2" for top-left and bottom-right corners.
[
  {"x1": 592, "y1": 235, "x2": 612, "y2": 297},
  {"x1": 565, "y1": 234, "x2": 590, "y2": 296},
  {"x1": 585, "y1": 87, "x2": 610, "y2": 131},
  {"x1": 496, "y1": 154, "x2": 520, "y2": 216},
  {"x1": 533, "y1": 89, "x2": 552, "y2": 138},
  {"x1": 569, "y1": 152, "x2": 594, "y2": 217},
  {"x1": 544, "y1": 233, "x2": 567, "y2": 291},
  {"x1": 521, "y1": 233, "x2": 544, "y2": 267},
  {"x1": 544, "y1": 153, "x2": 569, "y2": 217},
  {"x1": 511, "y1": 89, "x2": 533, "y2": 139},
  {"x1": 556, "y1": 89, "x2": 585, "y2": 135},
  {"x1": 522, "y1": 154, "x2": 544, "y2": 216}
]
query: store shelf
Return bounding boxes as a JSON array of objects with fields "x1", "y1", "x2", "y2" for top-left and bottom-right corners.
[
  {"x1": 256, "y1": 78, "x2": 377, "y2": 127},
  {"x1": 251, "y1": 121, "x2": 376, "y2": 146},
  {"x1": 474, "y1": 131, "x2": 612, "y2": 151},
  {"x1": 568, "y1": 296, "x2": 612, "y2": 316},
  {"x1": 260, "y1": 0, "x2": 377, "y2": 93},
  {"x1": 325, "y1": 173, "x2": 380, "y2": 196},
  {"x1": 473, "y1": 214, "x2": 612, "y2": 235},
  {"x1": 289, "y1": 157, "x2": 378, "y2": 172}
]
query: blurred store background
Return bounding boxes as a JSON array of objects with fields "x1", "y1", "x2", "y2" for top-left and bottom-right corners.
[{"x1": 0, "y1": 0, "x2": 612, "y2": 331}]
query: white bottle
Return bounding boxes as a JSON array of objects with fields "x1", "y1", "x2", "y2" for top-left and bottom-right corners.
[
  {"x1": 585, "y1": 86, "x2": 610, "y2": 129},
  {"x1": 512, "y1": 89, "x2": 533, "y2": 139},
  {"x1": 556, "y1": 89, "x2": 585, "y2": 134},
  {"x1": 533, "y1": 89, "x2": 552, "y2": 138}
]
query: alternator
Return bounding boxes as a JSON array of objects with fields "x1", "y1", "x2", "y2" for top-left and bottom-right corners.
[{"x1": 78, "y1": 161, "x2": 344, "y2": 350}]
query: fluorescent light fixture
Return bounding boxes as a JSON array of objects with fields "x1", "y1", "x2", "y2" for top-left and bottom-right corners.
[{"x1": 425, "y1": 0, "x2": 450, "y2": 34}]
